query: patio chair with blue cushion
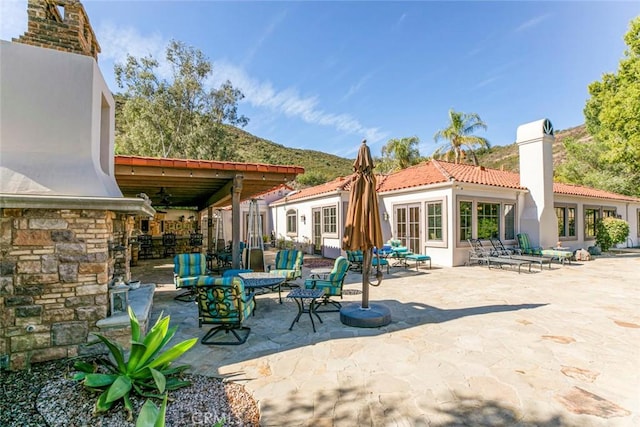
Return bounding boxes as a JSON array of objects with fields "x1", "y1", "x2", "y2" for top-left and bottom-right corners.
[
  {"x1": 345, "y1": 250, "x2": 363, "y2": 272},
  {"x1": 268, "y1": 249, "x2": 304, "y2": 287},
  {"x1": 173, "y1": 253, "x2": 210, "y2": 302},
  {"x1": 195, "y1": 276, "x2": 256, "y2": 345},
  {"x1": 304, "y1": 256, "x2": 350, "y2": 312},
  {"x1": 516, "y1": 233, "x2": 543, "y2": 255}
]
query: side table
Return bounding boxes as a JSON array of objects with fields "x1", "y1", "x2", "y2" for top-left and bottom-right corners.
[
  {"x1": 287, "y1": 288, "x2": 324, "y2": 332},
  {"x1": 309, "y1": 267, "x2": 333, "y2": 280}
]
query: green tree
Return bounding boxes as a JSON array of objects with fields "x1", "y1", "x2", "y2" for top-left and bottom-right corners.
[
  {"x1": 378, "y1": 136, "x2": 422, "y2": 172},
  {"x1": 581, "y1": 17, "x2": 640, "y2": 197},
  {"x1": 115, "y1": 40, "x2": 248, "y2": 159},
  {"x1": 433, "y1": 109, "x2": 490, "y2": 165}
]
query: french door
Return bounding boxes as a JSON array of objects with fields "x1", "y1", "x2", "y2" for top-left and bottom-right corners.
[
  {"x1": 312, "y1": 208, "x2": 322, "y2": 254},
  {"x1": 395, "y1": 204, "x2": 421, "y2": 253}
]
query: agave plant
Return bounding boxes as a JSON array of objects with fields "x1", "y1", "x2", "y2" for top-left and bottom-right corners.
[{"x1": 74, "y1": 306, "x2": 198, "y2": 420}]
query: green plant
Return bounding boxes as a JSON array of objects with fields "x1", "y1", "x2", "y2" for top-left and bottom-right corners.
[
  {"x1": 596, "y1": 217, "x2": 630, "y2": 252},
  {"x1": 74, "y1": 307, "x2": 198, "y2": 421},
  {"x1": 136, "y1": 393, "x2": 168, "y2": 427}
]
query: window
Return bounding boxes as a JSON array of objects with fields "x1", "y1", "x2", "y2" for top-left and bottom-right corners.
[
  {"x1": 603, "y1": 208, "x2": 617, "y2": 218},
  {"x1": 426, "y1": 201, "x2": 443, "y2": 241},
  {"x1": 555, "y1": 205, "x2": 576, "y2": 238},
  {"x1": 322, "y1": 206, "x2": 337, "y2": 234},
  {"x1": 477, "y1": 202, "x2": 500, "y2": 239},
  {"x1": 286, "y1": 209, "x2": 297, "y2": 235},
  {"x1": 584, "y1": 207, "x2": 599, "y2": 239},
  {"x1": 459, "y1": 201, "x2": 472, "y2": 242},
  {"x1": 504, "y1": 204, "x2": 515, "y2": 240}
]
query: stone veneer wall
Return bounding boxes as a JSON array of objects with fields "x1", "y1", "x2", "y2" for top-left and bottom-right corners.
[
  {"x1": 13, "y1": 0, "x2": 100, "y2": 60},
  {"x1": 0, "y1": 208, "x2": 129, "y2": 370}
]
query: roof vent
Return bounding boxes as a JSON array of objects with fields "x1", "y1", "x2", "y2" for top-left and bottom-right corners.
[{"x1": 478, "y1": 165, "x2": 486, "y2": 171}]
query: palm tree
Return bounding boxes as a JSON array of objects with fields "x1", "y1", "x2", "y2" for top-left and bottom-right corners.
[
  {"x1": 380, "y1": 136, "x2": 421, "y2": 171},
  {"x1": 433, "y1": 109, "x2": 490, "y2": 165}
]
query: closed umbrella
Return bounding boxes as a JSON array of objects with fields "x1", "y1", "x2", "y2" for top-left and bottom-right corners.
[{"x1": 341, "y1": 140, "x2": 391, "y2": 327}]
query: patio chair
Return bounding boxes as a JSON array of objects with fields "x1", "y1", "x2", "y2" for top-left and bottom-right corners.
[
  {"x1": 268, "y1": 249, "x2": 304, "y2": 286},
  {"x1": 189, "y1": 232, "x2": 203, "y2": 253},
  {"x1": 489, "y1": 237, "x2": 515, "y2": 256},
  {"x1": 492, "y1": 237, "x2": 553, "y2": 270},
  {"x1": 173, "y1": 253, "x2": 210, "y2": 302},
  {"x1": 195, "y1": 276, "x2": 256, "y2": 345},
  {"x1": 345, "y1": 250, "x2": 363, "y2": 272},
  {"x1": 162, "y1": 232, "x2": 177, "y2": 258},
  {"x1": 304, "y1": 256, "x2": 350, "y2": 312},
  {"x1": 467, "y1": 239, "x2": 491, "y2": 265},
  {"x1": 516, "y1": 233, "x2": 543, "y2": 255},
  {"x1": 138, "y1": 234, "x2": 154, "y2": 259}
]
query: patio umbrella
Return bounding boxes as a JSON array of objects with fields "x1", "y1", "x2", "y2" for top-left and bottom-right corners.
[{"x1": 341, "y1": 140, "x2": 391, "y2": 327}]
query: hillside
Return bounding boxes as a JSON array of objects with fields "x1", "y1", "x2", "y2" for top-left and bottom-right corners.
[
  {"x1": 475, "y1": 124, "x2": 591, "y2": 173},
  {"x1": 221, "y1": 125, "x2": 354, "y2": 183}
]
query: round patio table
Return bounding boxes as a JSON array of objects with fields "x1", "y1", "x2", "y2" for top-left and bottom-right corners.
[{"x1": 239, "y1": 272, "x2": 286, "y2": 303}]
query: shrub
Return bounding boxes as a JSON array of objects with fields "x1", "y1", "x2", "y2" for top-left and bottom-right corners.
[
  {"x1": 595, "y1": 217, "x2": 629, "y2": 252},
  {"x1": 74, "y1": 307, "x2": 198, "y2": 421}
]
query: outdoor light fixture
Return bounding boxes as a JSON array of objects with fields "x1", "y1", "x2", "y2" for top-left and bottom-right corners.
[
  {"x1": 130, "y1": 168, "x2": 135, "y2": 175},
  {"x1": 109, "y1": 278, "x2": 129, "y2": 316},
  {"x1": 301, "y1": 214, "x2": 306, "y2": 224}
]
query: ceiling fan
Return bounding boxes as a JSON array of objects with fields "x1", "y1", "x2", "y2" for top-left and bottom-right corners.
[{"x1": 156, "y1": 187, "x2": 172, "y2": 206}]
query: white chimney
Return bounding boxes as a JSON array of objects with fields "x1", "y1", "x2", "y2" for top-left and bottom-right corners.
[{"x1": 516, "y1": 119, "x2": 558, "y2": 249}]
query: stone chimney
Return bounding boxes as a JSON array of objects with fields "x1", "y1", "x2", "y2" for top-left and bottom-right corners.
[
  {"x1": 13, "y1": 0, "x2": 100, "y2": 60},
  {"x1": 516, "y1": 119, "x2": 558, "y2": 248}
]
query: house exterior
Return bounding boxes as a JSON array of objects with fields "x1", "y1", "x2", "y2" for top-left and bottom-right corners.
[{"x1": 270, "y1": 120, "x2": 640, "y2": 267}]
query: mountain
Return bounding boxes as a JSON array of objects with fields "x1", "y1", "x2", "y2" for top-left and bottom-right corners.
[
  {"x1": 222, "y1": 125, "x2": 354, "y2": 185},
  {"x1": 473, "y1": 124, "x2": 591, "y2": 173}
]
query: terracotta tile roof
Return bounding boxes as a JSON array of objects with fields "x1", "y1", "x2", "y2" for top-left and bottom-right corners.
[
  {"x1": 277, "y1": 175, "x2": 354, "y2": 203},
  {"x1": 553, "y1": 182, "x2": 640, "y2": 202},
  {"x1": 277, "y1": 159, "x2": 639, "y2": 204},
  {"x1": 378, "y1": 160, "x2": 526, "y2": 192},
  {"x1": 115, "y1": 155, "x2": 304, "y2": 174}
]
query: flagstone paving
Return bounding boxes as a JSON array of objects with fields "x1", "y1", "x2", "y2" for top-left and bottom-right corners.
[{"x1": 136, "y1": 251, "x2": 640, "y2": 426}]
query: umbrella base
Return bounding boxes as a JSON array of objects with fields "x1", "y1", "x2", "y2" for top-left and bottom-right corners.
[{"x1": 340, "y1": 302, "x2": 391, "y2": 328}]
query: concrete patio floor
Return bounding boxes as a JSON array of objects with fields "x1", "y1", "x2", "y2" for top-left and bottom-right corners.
[{"x1": 134, "y1": 250, "x2": 640, "y2": 426}]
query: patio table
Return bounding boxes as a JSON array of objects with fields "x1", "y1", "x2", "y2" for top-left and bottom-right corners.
[
  {"x1": 239, "y1": 272, "x2": 286, "y2": 303},
  {"x1": 287, "y1": 288, "x2": 324, "y2": 332}
]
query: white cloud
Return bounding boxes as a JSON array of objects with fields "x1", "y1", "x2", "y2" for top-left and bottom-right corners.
[
  {"x1": 515, "y1": 14, "x2": 549, "y2": 33},
  {"x1": 210, "y1": 61, "x2": 387, "y2": 143},
  {"x1": 96, "y1": 23, "x2": 170, "y2": 78},
  {"x1": 341, "y1": 72, "x2": 373, "y2": 102},
  {"x1": 243, "y1": 9, "x2": 287, "y2": 66},
  {"x1": 0, "y1": 0, "x2": 28, "y2": 41}
]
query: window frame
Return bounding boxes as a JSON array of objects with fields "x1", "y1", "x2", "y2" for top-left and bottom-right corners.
[
  {"x1": 286, "y1": 209, "x2": 297, "y2": 236},
  {"x1": 425, "y1": 199, "x2": 447, "y2": 247},
  {"x1": 321, "y1": 205, "x2": 338, "y2": 236},
  {"x1": 554, "y1": 203, "x2": 577, "y2": 241},
  {"x1": 457, "y1": 197, "x2": 518, "y2": 245}
]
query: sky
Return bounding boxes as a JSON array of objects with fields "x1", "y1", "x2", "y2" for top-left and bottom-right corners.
[{"x1": 2, "y1": 1, "x2": 638, "y2": 159}]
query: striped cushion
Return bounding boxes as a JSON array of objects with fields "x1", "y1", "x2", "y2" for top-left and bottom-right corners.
[
  {"x1": 174, "y1": 253, "x2": 208, "y2": 288},
  {"x1": 305, "y1": 256, "x2": 349, "y2": 297},
  {"x1": 271, "y1": 249, "x2": 303, "y2": 280},
  {"x1": 195, "y1": 276, "x2": 254, "y2": 324}
]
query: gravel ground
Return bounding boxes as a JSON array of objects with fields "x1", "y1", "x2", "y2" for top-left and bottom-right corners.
[{"x1": 0, "y1": 357, "x2": 259, "y2": 426}]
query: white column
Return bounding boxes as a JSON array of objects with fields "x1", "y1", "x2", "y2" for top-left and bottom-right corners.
[{"x1": 516, "y1": 119, "x2": 558, "y2": 249}]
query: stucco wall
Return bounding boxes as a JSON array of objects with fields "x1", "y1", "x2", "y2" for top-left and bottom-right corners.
[{"x1": 0, "y1": 40, "x2": 120, "y2": 198}]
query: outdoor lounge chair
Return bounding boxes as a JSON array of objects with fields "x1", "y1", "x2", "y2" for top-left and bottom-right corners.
[
  {"x1": 304, "y1": 256, "x2": 349, "y2": 312},
  {"x1": 173, "y1": 253, "x2": 210, "y2": 302},
  {"x1": 516, "y1": 233, "x2": 543, "y2": 255},
  {"x1": 345, "y1": 250, "x2": 363, "y2": 272},
  {"x1": 468, "y1": 239, "x2": 533, "y2": 273},
  {"x1": 268, "y1": 249, "x2": 304, "y2": 286},
  {"x1": 195, "y1": 276, "x2": 255, "y2": 345},
  {"x1": 490, "y1": 237, "x2": 553, "y2": 270}
]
